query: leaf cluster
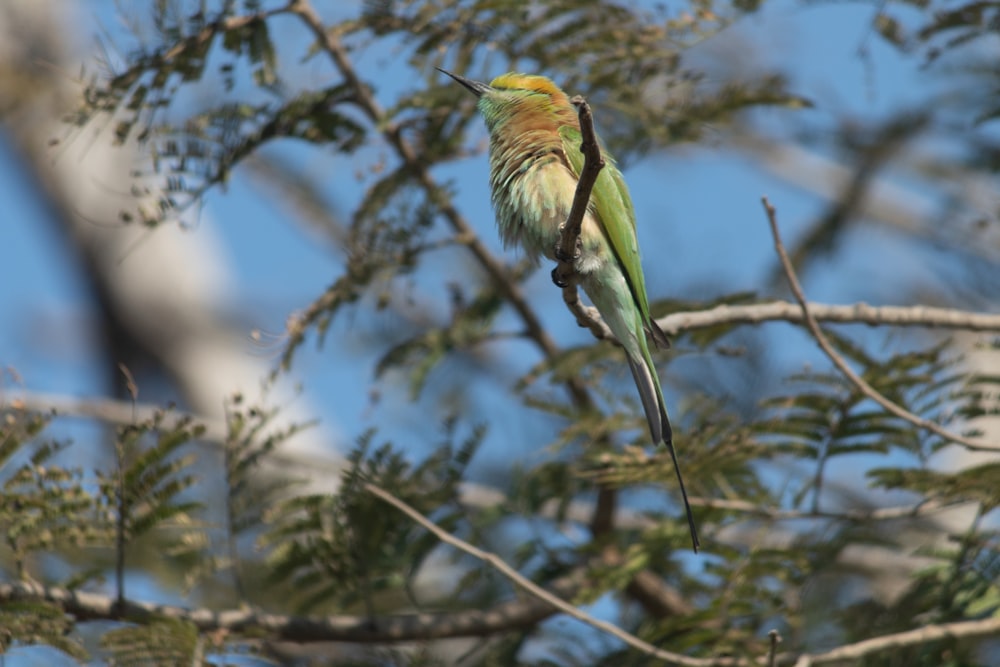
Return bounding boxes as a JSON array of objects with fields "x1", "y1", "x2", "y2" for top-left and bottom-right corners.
[
  {"x1": 98, "y1": 414, "x2": 205, "y2": 547},
  {"x1": 0, "y1": 411, "x2": 96, "y2": 581},
  {"x1": 261, "y1": 420, "x2": 482, "y2": 612},
  {"x1": 100, "y1": 617, "x2": 201, "y2": 667}
]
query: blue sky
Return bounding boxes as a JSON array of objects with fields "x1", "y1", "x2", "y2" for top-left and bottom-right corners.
[
  {"x1": 1, "y1": 0, "x2": 984, "y2": 659},
  {"x1": 1, "y1": 0, "x2": 960, "y2": 496},
  {"x1": 1, "y1": 0, "x2": 959, "y2": 497}
]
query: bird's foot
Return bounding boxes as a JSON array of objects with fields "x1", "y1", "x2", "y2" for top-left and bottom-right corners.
[
  {"x1": 551, "y1": 266, "x2": 570, "y2": 288},
  {"x1": 553, "y1": 236, "x2": 582, "y2": 263}
]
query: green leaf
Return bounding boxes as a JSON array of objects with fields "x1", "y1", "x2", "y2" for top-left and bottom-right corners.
[
  {"x1": 101, "y1": 617, "x2": 199, "y2": 667},
  {"x1": 0, "y1": 600, "x2": 87, "y2": 659}
]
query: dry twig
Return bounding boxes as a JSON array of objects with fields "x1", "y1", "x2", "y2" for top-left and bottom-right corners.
[
  {"x1": 657, "y1": 300, "x2": 1000, "y2": 338},
  {"x1": 791, "y1": 617, "x2": 1000, "y2": 666},
  {"x1": 762, "y1": 196, "x2": 1000, "y2": 453},
  {"x1": 366, "y1": 482, "x2": 715, "y2": 666}
]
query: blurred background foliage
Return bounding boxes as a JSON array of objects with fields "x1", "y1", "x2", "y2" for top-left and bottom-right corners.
[{"x1": 1, "y1": 0, "x2": 1000, "y2": 665}]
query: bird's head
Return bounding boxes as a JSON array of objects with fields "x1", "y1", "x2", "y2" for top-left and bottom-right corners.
[{"x1": 437, "y1": 69, "x2": 573, "y2": 132}]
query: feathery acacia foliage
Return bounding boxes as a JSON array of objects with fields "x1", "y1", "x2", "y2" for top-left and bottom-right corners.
[
  {"x1": 262, "y1": 423, "x2": 480, "y2": 612},
  {"x1": 4, "y1": 0, "x2": 1000, "y2": 665},
  {"x1": 0, "y1": 412, "x2": 95, "y2": 581},
  {"x1": 100, "y1": 617, "x2": 201, "y2": 667}
]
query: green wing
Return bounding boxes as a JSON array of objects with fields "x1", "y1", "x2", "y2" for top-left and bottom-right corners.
[{"x1": 558, "y1": 125, "x2": 655, "y2": 323}]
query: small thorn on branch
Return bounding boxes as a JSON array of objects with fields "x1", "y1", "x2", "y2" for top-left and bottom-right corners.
[{"x1": 554, "y1": 95, "x2": 612, "y2": 341}]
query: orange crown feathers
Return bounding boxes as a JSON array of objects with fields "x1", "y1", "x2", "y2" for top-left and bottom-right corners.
[{"x1": 489, "y1": 73, "x2": 565, "y2": 98}]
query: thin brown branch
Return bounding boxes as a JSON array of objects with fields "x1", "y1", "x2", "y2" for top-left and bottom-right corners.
[
  {"x1": 3, "y1": 391, "x2": 217, "y2": 434},
  {"x1": 560, "y1": 97, "x2": 603, "y2": 261},
  {"x1": 5, "y1": 577, "x2": 997, "y2": 665},
  {"x1": 542, "y1": 96, "x2": 618, "y2": 541},
  {"x1": 104, "y1": 6, "x2": 291, "y2": 92},
  {"x1": 365, "y1": 483, "x2": 1000, "y2": 665},
  {"x1": 552, "y1": 96, "x2": 614, "y2": 339},
  {"x1": 563, "y1": 279, "x2": 614, "y2": 340},
  {"x1": 365, "y1": 482, "x2": 721, "y2": 666},
  {"x1": 657, "y1": 300, "x2": 1000, "y2": 337},
  {"x1": 689, "y1": 496, "x2": 966, "y2": 522},
  {"x1": 542, "y1": 297, "x2": 1000, "y2": 346},
  {"x1": 791, "y1": 616, "x2": 1000, "y2": 666},
  {"x1": 625, "y1": 569, "x2": 695, "y2": 618},
  {"x1": 0, "y1": 577, "x2": 578, "y2": 643},
  {"x1": 762, "y1": 196, "x2": 1000, "y2": 453}
]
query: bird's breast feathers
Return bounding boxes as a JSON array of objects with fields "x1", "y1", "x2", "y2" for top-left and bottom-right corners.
[{"x1": 491, "y1": 156, "x2": 607, "y2": 274}]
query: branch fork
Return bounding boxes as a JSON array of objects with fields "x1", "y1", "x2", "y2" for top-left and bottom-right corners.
[{"x1": 762, "y1": 196, "x2": 1000, "y2": 453}]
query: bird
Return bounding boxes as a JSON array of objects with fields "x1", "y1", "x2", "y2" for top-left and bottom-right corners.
[{"x1": 439, "y1": 69, "x2": 699, "y2": 552}]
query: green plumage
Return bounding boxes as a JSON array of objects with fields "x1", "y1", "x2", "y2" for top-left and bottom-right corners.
[{"x1": 441, "y1": 69, "x2": 699, "y2": 551}]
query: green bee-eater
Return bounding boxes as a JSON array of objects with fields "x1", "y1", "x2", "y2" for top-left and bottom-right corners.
[{"x1": 440, "y1": 69, "x2": 699, "y2": 551}]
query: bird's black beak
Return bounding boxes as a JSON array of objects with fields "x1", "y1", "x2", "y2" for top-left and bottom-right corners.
[{"x1": 436, "y1": 67, "x2": 492, "y2": 98}]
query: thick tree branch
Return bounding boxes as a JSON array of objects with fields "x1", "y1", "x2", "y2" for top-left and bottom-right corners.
[
  {"x1": 1, "y1": 391, "x2": 348, "y2": 480},
  {"x1": 763, "y1": 196, "x2": 1000, "y2": 454}
]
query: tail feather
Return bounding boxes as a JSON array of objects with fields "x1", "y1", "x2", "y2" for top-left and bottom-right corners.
[
  {"x1": 626, "y1": 355, "x2": 700, "y2": 552},
  {"x1": 646, "y1": 318, "x2": 671, "y2": 350}
]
